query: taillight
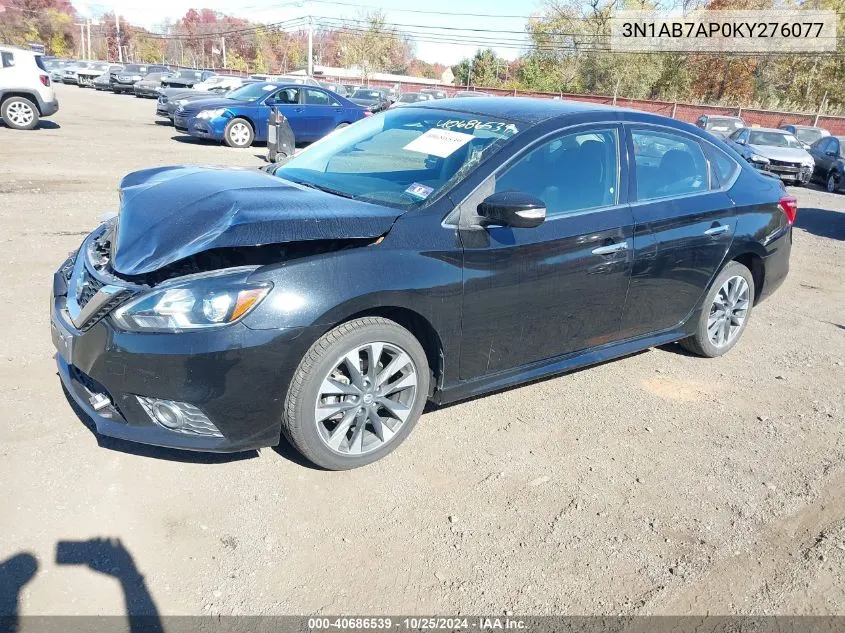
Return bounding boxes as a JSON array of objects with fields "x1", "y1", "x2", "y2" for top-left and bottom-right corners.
[
  {"x1": 39, "y1": 74, "x2": 50, "y2": 87},
  {"x1": 779, "y1": 195, "x2": 798, "y2": 224}
]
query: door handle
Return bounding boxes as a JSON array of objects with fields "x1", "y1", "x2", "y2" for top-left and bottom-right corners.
[
  {"x1": 591, "y1": 241, "x2": 629, "y2": 255},
  {"x1": 704, "y1": 225, "x2": 729, "y2": 237}
]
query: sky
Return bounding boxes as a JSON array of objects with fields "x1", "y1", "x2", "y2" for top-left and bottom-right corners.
[{"x1": 70, "y1": 0, "x2": 541, "y2": 65}]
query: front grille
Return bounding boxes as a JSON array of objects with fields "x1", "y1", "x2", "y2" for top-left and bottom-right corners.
[
  {"x1": 769, "y1": 159, "x2": 802, "y2": 168},
  {"x1": 77, "y1": 272, "x2": 104, "y2": 308}
]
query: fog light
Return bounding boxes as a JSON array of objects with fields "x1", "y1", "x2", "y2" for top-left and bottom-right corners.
[{"x1": 136, "y1": 396, "x2": 223, "y2": 437}]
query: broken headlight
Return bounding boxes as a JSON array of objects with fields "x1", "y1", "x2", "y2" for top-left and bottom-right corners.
[{"x1": 112, "y1": 275, "x2": 271, "y2": 332}]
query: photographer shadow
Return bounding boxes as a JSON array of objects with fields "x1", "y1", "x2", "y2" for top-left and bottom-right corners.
[{"x1": 1, "y1": 539, "x2": 163, "y2": 633}]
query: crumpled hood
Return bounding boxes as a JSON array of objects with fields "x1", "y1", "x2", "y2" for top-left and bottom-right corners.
[
  {"x1": 112, "y1": 166, "x2": 403, "y2": 276},
  {"x1": 748, "y1": 144, "x2": 813, "y2": 163}
]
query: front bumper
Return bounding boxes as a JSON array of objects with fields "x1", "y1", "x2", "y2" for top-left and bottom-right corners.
[
  {"x1": 50, "y1": 240, "x2": 313, "y2": 453},
  {"x1": 134, "y1": 86, "x2": 160, "y2": 98},
  {"x1": 112, "y1": 82, "x2": 136, "y2": 93},
  {"x1": 756, "y1": 163, "x2": 813, "y2": 184}
]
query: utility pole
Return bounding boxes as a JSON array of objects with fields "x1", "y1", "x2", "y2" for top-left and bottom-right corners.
[
  {"x1": 115, "y1": 11, "x2": 122, "y2": 62},
  {"x1": 76, "y1": 23, "x2": 85, "y2": 58},
  {"x1": 221, "y1": 36, "x2": 226, "y2": 68},
  {"x1": 814, "y1": 91, "x2": 828, "y2": 126},
  {"x1": 307, "y1": 14, "x2": 314, "y2": 77},
  {"x1": 86, "y1": 20, "x2": 91, "y2": 59},
  {"x1": 467, "y1": 59, "x2": 472, "y2": 89}
]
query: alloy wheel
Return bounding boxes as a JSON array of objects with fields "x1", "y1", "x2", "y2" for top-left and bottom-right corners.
[
  {"x1": 708, "y1": 275, "x2": 749, "y2": 348},
  {"x1": 314, "y1": 342, "x2": 418, "y2": 455},
  {"x1": 228, "y1": 122, "x2": 251, "y2": 147},
  {"x1": 7, "y1": 101, "x2": 34, "y2": 127}
]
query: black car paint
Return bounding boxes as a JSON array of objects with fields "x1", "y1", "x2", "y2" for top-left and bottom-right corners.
[
  {"x1": 52, "y1": 99, "x2": 792, "y2": 452},
  {"x1": 807, "y1": 136, "x2": 845, "y2": 189}
]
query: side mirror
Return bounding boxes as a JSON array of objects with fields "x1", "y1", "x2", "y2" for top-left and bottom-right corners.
[
  {"x1": 736, "y1": 138, "x2": 746, "y2": 145},
  {"x1": 477, "y1": 191, "x2": 546, "y2": 229}
]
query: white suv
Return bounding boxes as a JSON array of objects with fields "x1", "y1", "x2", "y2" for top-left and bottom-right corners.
[{"x1": 0, "y1": 45, "x2": 59, "y2": 130}]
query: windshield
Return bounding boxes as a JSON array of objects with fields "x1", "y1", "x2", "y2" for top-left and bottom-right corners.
[
  {"x1": 706, "y1": 118, "x2": 744, "y2": 132},
  {"x1": 275, "y1": 108, "x2": 520, "y2": 210},
  {"x1": 792, "y1": 128, "x2": 824, "y2": 144},
  {"x1": 352, "y1": 90, "x2": 382, "y2": 100},
  {"x1": 749, "y1": 131, "x2": 804, "y2": 149},
  {"x1": 177, "y1": 69, "x2": 204, "y2": 79},
  {"x1": 226, "y1": 82, "x2": 276, "y2": 102}
]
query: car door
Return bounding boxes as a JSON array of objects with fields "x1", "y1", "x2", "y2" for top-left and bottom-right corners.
[
  {"x1": 302, "y1": 88, "x2": 341, "y2": 140},
  {"x1": 618, "y1": 125, "x2": 737, "y2": 339},
  {"x1": 263, "y1": 86, "x2": 304, "y2": 140},
  {"x1": 808, "y1": 137, "x2": 833, "y2": 180},
  {"x1": 458, "y1": 123, "x2": 635, "y2": 379}
]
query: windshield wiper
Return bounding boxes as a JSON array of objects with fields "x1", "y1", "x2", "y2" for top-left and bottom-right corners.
[{"x1": 289, "y1": 179, "x2": 356, "y2": 200}]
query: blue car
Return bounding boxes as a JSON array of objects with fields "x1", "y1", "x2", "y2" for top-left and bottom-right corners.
[{"x1": 174, "y1": 82, "x2": 367, "y2": 148}]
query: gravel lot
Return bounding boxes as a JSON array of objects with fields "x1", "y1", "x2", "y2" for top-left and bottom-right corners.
[{"x1": 1, "y1": 84, "x2": 844, "y2": 619}]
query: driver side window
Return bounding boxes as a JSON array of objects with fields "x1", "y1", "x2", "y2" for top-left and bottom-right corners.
[
  {"x1": 272, "y1": 87, "x2": 300, "y2": 105},
  {"x1": 494, "y1": 128, "x2": 619, "y2": 217}
]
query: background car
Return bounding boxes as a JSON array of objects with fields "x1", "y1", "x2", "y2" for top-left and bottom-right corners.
[
  {"x1": 134, "y1": 72, "x2": 172, "y2": 98},
  {"x1": 61, "y1": 61, "x2": 92, "y2": 84},
  {"x1": 694, "y1": 115, "x2": 746, "y2": 139},
  {"x1": 779, "y1": 124, "x2": 830, "y2": 149},
  {"x1": 174, "y1": 81, "x2": 367, "y2": 147},
  {"x1": 727, "y1": 127, "x2": 814, "y2": 185},
  {"x1": 44, "y1": 59, "x2": 71, "y2": 82},
  {"x1": 76, "y1": 62, "x2": 115, "y2": 88},
  {"x1": 807, "y1": 135, "x2": 845, "y2": 193},
  {"x1": 160, "y1": 68, "x2": 214, "y2": 89},
  {"x1": 389, "y1": 92, "x2": 433, "y2": 107},
  {"x1": 348, "y1": 87, "x2": 391, "y2": 112},
  {"x1": 319, "y1": 81, "x2": 348, "y2": 97},
  {"x1": 93, "y1": 68, "x2": 119, "y2": 90},
  {"x1": 157, "y1": 78, "x2": 258, "y2": 121},
  {"x1": 454, "y1": 90, "x2": 492, "y2": 97},
  {"x1": 0, "y1": 45, "x2": 58, "y2": 130},
  {"x1": 420, "y1": 88, "x2": 448, "y2": 99},
  {"x1": 111, "y1": 64, "x2": 170, "y2": 93}
]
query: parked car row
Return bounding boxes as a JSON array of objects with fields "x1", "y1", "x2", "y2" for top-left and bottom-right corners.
[{"x1": 690, "y1": 114, "x2": 841, "y2": 193}]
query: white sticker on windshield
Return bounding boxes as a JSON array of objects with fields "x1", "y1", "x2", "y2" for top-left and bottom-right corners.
[
  {"x1": 405, "y1": 183, "x2": 434, "y2": 200},
  {"x1": 263, "y1": 85, "x2": 276, "y2": 91},
  {"x1": 403, "y1": 128, "x2": 474, "y2": 158}
]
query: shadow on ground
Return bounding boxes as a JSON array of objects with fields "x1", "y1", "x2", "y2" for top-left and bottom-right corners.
[
  {"x1": 0, "y1": 539, "x2": 162, "y2": 633},
  {"x1": 794, "y1": 206, "x2": 845, "y2": 241}
]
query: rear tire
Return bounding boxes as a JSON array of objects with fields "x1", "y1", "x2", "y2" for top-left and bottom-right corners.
[
  {"x1": 827, "y1": 171, "x2": 840, "y2": 194},
  {"x1": 680, "y1": 261, "x2": 755, "y2": 358},
  {"x1": 223, "y1": 118, "x2": 254, "y2": 148},
  {"x1": 1, "y1": 96, "x2": 39, "y2": 130},
  {"x1": 282, "y1": 317, "x2": 430, "y2": 470},
  {"x1": 335, "y1": 122, "x2": 350, "y2": 130}
]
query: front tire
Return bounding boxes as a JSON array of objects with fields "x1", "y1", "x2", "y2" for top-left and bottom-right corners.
[
  {"x1": 1, "y1": 97, "x2": 39, "y2": 130},
  {"x1": 223, "y1": 118, "x2": 254, "y2": 148},
  {"x1": 680, "y1": 261, "x2": 755, "y2": 358},
  {"x1": 283, "y1": 317, "x2": 430, "y2": 470}
]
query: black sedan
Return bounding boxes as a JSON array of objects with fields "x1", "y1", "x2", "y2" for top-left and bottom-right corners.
[
  {"x1": 807, "y1": 134, "x2": 845, "y2": 193},
  {"x1": 134, "y1": 72, "x2": 172, "y2": 98},
  {"x1": 161, "y1": 69, "x2": 215, "y2": 89},
  {"x1": 51, "y1": 99, "x2": 794, "y2": 469},
  {"x1": 348, "y1": 88, "x2": 391, "y2": 112},
  {"x1": 111, "y1": 64, "x2": 170, "y2": 93}
]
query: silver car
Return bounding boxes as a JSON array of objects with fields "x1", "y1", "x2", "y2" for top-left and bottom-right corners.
[{"x1": 727, "y1": 127, "x2": 815, "y2": 185}]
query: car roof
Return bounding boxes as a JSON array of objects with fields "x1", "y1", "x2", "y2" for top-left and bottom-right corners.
[
  {"x1": 413, "y1": 96, "x2": 632, "y2": 124},
  {"x1": 708, "y1": 115, "x2": 743, "y2": 120},
  {"x1": 0, "y1": 45, "x2": 38, "y2": 56},
  {"x1": 785, "y1": 124, "x2": 823, "y2": 130}
]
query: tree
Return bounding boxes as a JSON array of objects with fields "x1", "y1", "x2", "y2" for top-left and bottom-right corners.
[{"x1": 337, "y1": 11, "x2": 407, "y2": 80}]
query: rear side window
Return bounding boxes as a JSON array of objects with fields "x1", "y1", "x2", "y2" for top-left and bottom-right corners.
[
  {"x1": 304, "y1": 89, "x2": 331, "y2": 105},
  {"x1": 495, "y1": 128, "x2": 619, "y2": 216},
  {"x1": 1, "y1": 52, "x2": 15, "y2": 68},
  {"x1": 708, "y1": 145, "x2": 740, "y2": 188},
  {"x1": 632, "y1": 129, "x2": 709, "y2": 201},
  {"x1": 35, "y1": 55, "x2": 47, "y2": 72}
]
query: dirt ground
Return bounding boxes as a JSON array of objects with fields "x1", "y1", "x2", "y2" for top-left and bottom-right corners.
[{"x1": 0, "y1": 84, "x2": 844, "y2": 619}]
